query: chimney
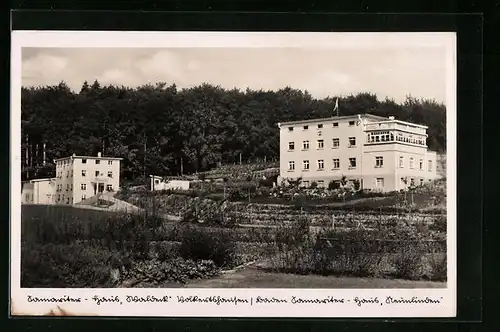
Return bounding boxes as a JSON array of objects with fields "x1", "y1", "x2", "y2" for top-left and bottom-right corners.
[{"x1": 97, "y1": 152, "x2": 102, "y2": 157}]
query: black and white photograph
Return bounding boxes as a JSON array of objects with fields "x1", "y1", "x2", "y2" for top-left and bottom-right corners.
[{"x1": 11, "y1": 31, "x2": 456, "y2": 317}]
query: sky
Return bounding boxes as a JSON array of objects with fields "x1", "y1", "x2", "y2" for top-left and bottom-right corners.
[{"x1": 21, "y1": 46, "x2": 448, "y2": 104}]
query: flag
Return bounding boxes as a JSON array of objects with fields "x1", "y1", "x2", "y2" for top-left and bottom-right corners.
[{"x1": 334, "y1": 98, "x2": 339, "y2": 116}]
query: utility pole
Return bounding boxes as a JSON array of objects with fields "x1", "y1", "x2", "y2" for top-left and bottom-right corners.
[
  {"x1": 43, "y1": 143, "x2": 46, "y2": 166},
  {"x1": 239, "y1": 152, "x2": 242, "y2": 165},
  {"x1": 180, "y1": 157, "x2": 184, "y2": 176},
  {"x1": 35, "y1": 143, "x2": 39, "y2": 167}
]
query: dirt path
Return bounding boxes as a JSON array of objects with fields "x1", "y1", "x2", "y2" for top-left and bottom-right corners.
[{"x1": 183, "y1": 265, "x2": 446, "y2": 289}]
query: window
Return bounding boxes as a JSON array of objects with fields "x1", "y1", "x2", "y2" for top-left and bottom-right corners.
[
  {"x1": 419, "y1": 159, "x2": 424, "y2": 170},
  {"x1": 410, "y1": 178, "x2": 415, "y2": 186},
  {"x1": 303, "y1": 160, "x2": 310, "y2": 170},
  {"x1": 399, "y1": 156, "x2": 404, "y2": 168},
  {"x1": 288, "y1": 127, "x2": 294, "y2": 132},
  {"x1": 108, "y1": 160, "x2": 113, "y2": 165},
  {"x1": 410, "y1": 157, "x2": 415, "y2": 169},
  {"x1": 317, "y1": 124, "x2": 323, "y2": 129},
  {"x1": 70, "y1": 184, "x2": 73, "y2": 191},
  {"x1": 317, "y1": 139, "x2": 324, "y2": 149},
  {"x1": 332, "y1": 138, "x2": 340, "y2": 148},
  {"x1": 420, "y1": 179, "x2": 424, "y2": 186},
  {"x1": 66, "y1": 184, "x2": 69, "y2": 191},
  {"x1": 317, "y1": 180, "x2": 325, "y2": 187},
  {"x1": 302, "y1": 180, "x2": 310, "y2": 188},
  {"x1": 333, "y1": 122, "x2": 339, "y2": 127},
  {"x1": 82, "y1": 170, "x2": 87, "y2": 177},
  {"x1": 348, "y1": 137, "x2": 356, "y2": 147},
  {"x1": 81, "y1": 183, "x2": 87, "y2": 190},
  {"x1": 155, "y1": 179, "x2": 160, "y2": 184},
  {"x1": 95, "y1": 159, "x2": 101, "y2": 165},
  {"x1": 428, "y1": 160, "x2": 433, "y2": 171},
  {"x1": 375, "y1": 156, "x2": 384, "y2": 168},
  {"x1": 66, "y1": 171, "x2": 69, "y2": 178},
  {"x1": 95, "y1": 171, "x2": 100, "y2": 177},
  {"x1": 317, "y1": 159, "x2": 324, "y2": 170},
  {"x1": 71, "y1": 170, "x2": 73, "y2": 177},
  {"x1": 108, "y1": 171, "x2": 113, "y2": 178},
  {"x1": 66, "y1": 197, "x2": 70, "y2": 204},
  {"x1": 376, "y1": 177, "x2": 384, "y2": 188},
  {"x1": 57, "y1": 194, "x2": 60, "y2": 201},
  {"x1": 106, "y1": 184, "x2": 113, "y2": 191},
  {"x1": 82, "y1": 194, "x2": 86, "y2": 201},
  {"x1": 288, "y1": 161, "x2": 295, "y2": 170},
  {"x1": 349, "y1": 158, "x2": 357, "y2": 169},
  {"x1": 333, "y1": 158, "x2": 340, "y2": 169},
  {"x1": 82, "y1": 159, "x2": 87, "y2": 164},
  {"x1": 303, "y1": 140, "x2": 310, "y2": 150},
  {"x1": 303, "y1": 125, "x2": 309, "y2": 130},
  {"x1": 25, "y1": 194, "x2": 29, "y2": 201},
  {"x1": 348, "y1": 121, "x2": 355, "y2": 126},
  {"x1": 288, "y1": 142, "x2": 295, "y2": 150}
]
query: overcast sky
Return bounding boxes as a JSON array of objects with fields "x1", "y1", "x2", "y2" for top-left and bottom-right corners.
[{"x1": 22, "y1": 46, "x2": 448, "y2": 104}]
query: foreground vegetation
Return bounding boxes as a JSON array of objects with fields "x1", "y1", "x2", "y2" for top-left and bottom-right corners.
[{"x1": 22, "y1": 193, "x2": 447, "y2": 288}]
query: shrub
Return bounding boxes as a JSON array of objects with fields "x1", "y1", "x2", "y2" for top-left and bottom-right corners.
[
  {"x1": 127, "y1": 258, "x2": 220, "y2": 284},
  {"x1": 21, "y1": 242, "x2": 128, "y2": 288},
  {"x1": 391, "y1": 242, "x2": 425, "y2": 280},
  {"x1": 178, "y1": 225, "x2": 236, "y2": 268},
  {"x1": 274, "y1": 216, "x2": 310, "y2": 247},
  {"x1": 429, "y1": 215, "x2": 447, "y2": 233},
  {"x1": 427, "y1": 253, "x2": 447, "y2": 281},
  {"x1": 328, "y1": 180, "x2": 340, "y2": 190},
  {"x1": 259, "y1": 178, "x2": 275, "y2": 188},
  {"x1": 312, "y1": 229, "x2": 387, "y2": 277},
  {"x1": 352, "y1": 179, "x2": 361, "y2": 191},
  {"x1": 310, "y1": 181, "x2": 318, "y2": 189}
]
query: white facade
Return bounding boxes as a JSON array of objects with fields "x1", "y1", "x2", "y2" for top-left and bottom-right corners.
[
  {"x1": 278, "y1": 114, "x2": 440, "y2": 192},
  {"x1": 150, "y1": 175, "x2": 191, "y2": 191},
  {"x1": 54, "y1": 152, "x2": 122, "y2": 205},
  {"x1": 21, "y1": 178, "x2": 56, "y2": 204}
]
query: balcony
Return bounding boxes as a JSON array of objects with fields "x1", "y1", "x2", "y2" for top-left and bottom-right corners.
[{"x1": 365, "y1": 121, "x2": 427, "y2": 135}]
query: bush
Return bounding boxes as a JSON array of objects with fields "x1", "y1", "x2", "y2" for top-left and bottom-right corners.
[
  {"x1": 312, "y1": 229, "x2": 387, "y2": 277},
  {"x1": 274, "y1": 216, "x2": 310, "y2": 247},
  {"x1": 21, "y1": 242, "x2": 128, "y2": 288},
  {"x1": 178, "y1": 225, "x2": 236, "y2": 268},
  {"x1": 429, "y1": 215, "x2": 447, "y2": 233},
  {"x1": 328, "y1": 180, "x2": 340, "y2": 190},
  {"x1": 391, "y1": 242, "x2": 425, "y2": 280},
  {"x1": 427, "y1": 253, "x2": 447, "y2": 281},
  {"x1": 127, "y1": 258, "x2": 220, "y2": 284}
]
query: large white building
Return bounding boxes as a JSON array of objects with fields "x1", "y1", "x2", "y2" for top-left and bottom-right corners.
[
  {"x1": 53, "y1": 152, "x2": 123, "y2": 205},
  {"x1": 277, "y1": 114, "x2": 440, "y2": 192}
]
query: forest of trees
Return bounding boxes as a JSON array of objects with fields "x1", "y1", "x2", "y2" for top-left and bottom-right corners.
[{"x1": 21, "y1": 81, "x2": 446, "y2": 182}]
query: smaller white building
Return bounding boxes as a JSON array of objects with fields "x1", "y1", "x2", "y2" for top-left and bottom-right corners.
[
  {"x1": 150, "y1": 175, "x2": 191, "y2": 191},
  {"x1": 21, "y1": 178, "x2": 57, "y2": 204}
]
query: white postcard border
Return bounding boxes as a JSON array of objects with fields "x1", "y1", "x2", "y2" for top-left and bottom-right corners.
[{"x1": 10, "y1": 31, "x2": 457, "y2": 317}]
